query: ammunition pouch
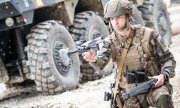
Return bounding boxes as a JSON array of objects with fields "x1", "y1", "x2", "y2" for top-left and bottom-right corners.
[{"x1": 126, "y1": 71, "x2": 146, "y2": 84}]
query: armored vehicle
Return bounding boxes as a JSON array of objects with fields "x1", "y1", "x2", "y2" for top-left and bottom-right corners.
[{"x1": 0, "y1": 0, "x2": 171, "y2": 95}]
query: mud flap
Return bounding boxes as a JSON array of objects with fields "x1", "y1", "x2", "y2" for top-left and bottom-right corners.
[{"x1": 0, "y1": 58, "x2": 9, "y2": 82}]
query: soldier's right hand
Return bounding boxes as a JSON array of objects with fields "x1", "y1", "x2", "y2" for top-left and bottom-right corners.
[{"x1": 82, "y1": 49, "x2": 97, "y2": 62}]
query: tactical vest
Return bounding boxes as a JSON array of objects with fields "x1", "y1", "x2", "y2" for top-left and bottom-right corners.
[{"x1": 110, "y1": 25, "x2": 161, "y2": 90}]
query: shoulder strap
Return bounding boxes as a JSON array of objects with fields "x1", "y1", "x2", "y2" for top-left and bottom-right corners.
[
  {"x1": 109, "y1": 32, "x2": 116, "y2": 61},
  {"x1": 112, "y1": 36, "x2": 133, "y2": 108}
]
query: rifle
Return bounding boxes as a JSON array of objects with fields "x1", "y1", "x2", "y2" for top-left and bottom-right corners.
[
  {"x1": 68, "y1": 36, "x2": 105, "y2": 55},
  {"x1": 122, "y1": 79, "x2": 157, "y2": 101},
  {"x1": 77, "y1": 36, "x2": 105, "y2": 53},
  {"x1": 104, "y1": 79, "x2": 157, "y2": 107}
]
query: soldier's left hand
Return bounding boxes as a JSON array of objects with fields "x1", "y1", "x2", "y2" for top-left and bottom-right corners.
[{"x1": 148, "y1": 74, "x2": 164, "y2": 88}]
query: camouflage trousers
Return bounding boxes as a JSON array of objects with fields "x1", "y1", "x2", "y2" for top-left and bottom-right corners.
[{"x1": 123, "y1": 83, "x2": 174, "y2": 108}]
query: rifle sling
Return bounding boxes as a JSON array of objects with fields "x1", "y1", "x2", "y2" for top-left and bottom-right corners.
[{"x1": 113, "y1": 36, "x2": 133, "y2": 108}]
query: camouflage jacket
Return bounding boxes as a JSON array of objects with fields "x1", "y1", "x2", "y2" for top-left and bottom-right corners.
[{"x1": 90, "y1": 25, "x2": 176, "y2": 84}]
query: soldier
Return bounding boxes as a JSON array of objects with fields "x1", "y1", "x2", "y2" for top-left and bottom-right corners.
[{"x1": 82, "y1": 0, "x2": 176, "y2": 108}]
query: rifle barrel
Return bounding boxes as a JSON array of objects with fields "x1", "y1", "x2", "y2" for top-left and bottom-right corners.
[{"x1": 122, "y1": 79, "x2": 157, "y2": 101}]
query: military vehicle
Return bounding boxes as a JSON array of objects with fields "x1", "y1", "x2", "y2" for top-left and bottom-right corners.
[{"x1": 0, "y1": 0, "x2": 171, "y2": 95}]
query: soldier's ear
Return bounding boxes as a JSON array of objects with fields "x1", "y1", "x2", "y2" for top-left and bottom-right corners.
[
  {"x1": 129, "y1": 15, "x2": 133, "y2": 22},
  {"x1": 125, "y1": 14, "x2": 131, "y2": 20},
  {"x1": 129, "y1": 15, "x2": 133, "y2": 19}
]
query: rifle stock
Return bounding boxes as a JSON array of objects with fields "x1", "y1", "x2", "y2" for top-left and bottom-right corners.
[{"x1": 104, "y1": 82, "x2": 123, "y2": 108}]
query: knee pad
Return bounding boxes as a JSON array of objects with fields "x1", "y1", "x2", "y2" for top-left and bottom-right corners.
[
  {"x1": 123, "y1": 97, "x2": 141, "y2": 108},
  {"x1": 156, "y1": 95, "x2": 174, "y2": 108}
]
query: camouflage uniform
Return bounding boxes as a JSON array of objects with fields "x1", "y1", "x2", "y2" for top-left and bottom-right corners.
[{"x1": 90, "y1": 25, "x2": 176, "y2": 108}]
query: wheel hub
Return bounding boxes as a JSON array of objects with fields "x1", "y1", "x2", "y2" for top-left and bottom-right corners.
[
  {"x1": 91, "y1": 30, "x2": 101, "y2": 39},
  {"x1": 53, "y1": 41, "x2": 71, "y2": 76},
  {"x1": 58, "y1": 48, "x2": 70, "y2": 66}
]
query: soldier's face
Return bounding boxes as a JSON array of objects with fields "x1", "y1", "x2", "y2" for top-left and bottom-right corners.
[{"x1": 110, "y1": 15, "x2": 126, "y2": 31}]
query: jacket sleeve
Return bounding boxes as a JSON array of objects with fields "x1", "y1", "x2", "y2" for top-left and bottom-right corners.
[
  {"x1": 89, "y1": 36, "x2": 113, "y2": 70},
  {"x1": 149, "y1": 31, "x2": 176, "y2": 79}
]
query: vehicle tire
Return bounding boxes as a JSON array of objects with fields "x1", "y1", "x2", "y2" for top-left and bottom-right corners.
[
  {"x1": 69, "y1": 11, "x2": 113, "y2": 82},
  {"x1": 132, "y1": 5, "x2": 145, "y2": 26},
  {"x1": 26, "y1": 20, "x2": 80, "y2": 94},
  {"x1": 138, "y1": 0, "x2": 172, "y2": 46}
]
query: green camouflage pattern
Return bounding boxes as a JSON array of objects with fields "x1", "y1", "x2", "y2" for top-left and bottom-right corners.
[
  {"x1": 90, "y1": 24, "x2": 176, "y2": 107},
  {"x1": 104, "y1": 0, "x2": 132, "y2": 18}
]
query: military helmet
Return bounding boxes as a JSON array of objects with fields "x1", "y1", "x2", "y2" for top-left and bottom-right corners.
[{"x1": 104, "y1": 0, "x2": 133, "y2": 18}]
